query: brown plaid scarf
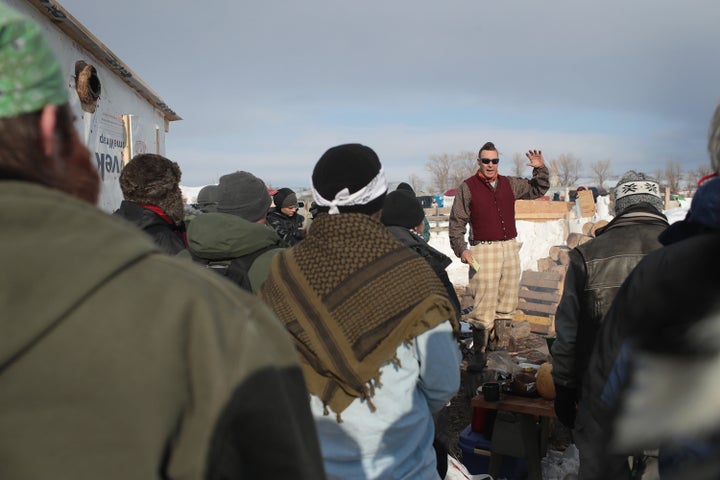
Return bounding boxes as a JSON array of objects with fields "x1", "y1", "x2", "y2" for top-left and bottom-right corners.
[{"x1": 260, "y1": 213, "x2": 457, "y2": 418}]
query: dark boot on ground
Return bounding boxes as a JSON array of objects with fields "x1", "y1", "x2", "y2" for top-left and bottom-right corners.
[
  {"x1": 493, "y1": 319, "x2": 512, "y2": 351},
  {"x1": 468, "y1": 326, "x2": 490, "y2": 370},
  {"x1": 466, "y1": 326, "x2": 490, "y2": 397}
]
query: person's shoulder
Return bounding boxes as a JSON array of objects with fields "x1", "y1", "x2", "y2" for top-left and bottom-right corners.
[
  {"x1": 144, "y1": 254, "x2": 301, "y2": 365},
  {"x1": 136, "y1": 253, "x2": 282, "y2": 322}
]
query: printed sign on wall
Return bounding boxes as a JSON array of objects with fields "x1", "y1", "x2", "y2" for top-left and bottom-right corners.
[{"x1": 89, "y1": 112, "x2": 125, "y2": 212}]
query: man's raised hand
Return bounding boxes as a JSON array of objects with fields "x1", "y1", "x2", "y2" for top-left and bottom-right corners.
[{"x1": 526, "y1": 149, "x2": 544, "y2": 168}]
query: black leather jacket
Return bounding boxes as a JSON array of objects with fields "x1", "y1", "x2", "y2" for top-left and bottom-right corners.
[
  {"x1": 551, "y1": 204, "x2": 669, "y2": 393},
  {"x1": 113, "y1": 200, "x2": 186, "y2": 255},
  {"x1": 266, "y1": 210, "x2": 305, "y2": 246}
]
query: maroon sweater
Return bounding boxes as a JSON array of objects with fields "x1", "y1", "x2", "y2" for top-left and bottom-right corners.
[
  {"x1": 449, "y1": 167, "x2": 550, "y2": 258},
  {"x1": 465, "y1": 175, "x2": 517, "y2": 241}
]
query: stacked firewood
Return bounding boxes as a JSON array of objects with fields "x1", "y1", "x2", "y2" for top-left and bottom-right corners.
[{"x1": 535, "y1": 219, "x2": 609, "y2": 272}]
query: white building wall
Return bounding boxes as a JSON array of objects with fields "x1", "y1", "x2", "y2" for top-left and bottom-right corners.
[{"x1": 6, "y1": 0, "x2": 170, "y2": 212}]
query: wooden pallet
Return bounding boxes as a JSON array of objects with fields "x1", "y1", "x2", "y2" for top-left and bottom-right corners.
[{"x1": 513, "y1": 270, "x2": 564, "y2": 335}]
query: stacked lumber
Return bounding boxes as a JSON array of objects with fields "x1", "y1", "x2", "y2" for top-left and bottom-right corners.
[{"x1": 513, "y1": 270, "x2": 564, "y2": 335}]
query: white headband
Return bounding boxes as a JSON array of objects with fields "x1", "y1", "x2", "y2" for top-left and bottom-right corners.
[
  {"x1": 615, "y1": 181, "x2": 661, "y2": 200},
  {"x1": 312, "y1": 167, "x2": 387, "y2": 215}
]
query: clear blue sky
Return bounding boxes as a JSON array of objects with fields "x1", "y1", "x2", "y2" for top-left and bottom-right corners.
[{"x1": 58, "y1": 0, "x2": 720, "y2": 190}]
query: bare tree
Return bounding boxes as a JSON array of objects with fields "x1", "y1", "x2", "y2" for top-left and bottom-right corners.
[
  {"x1": 511, "y1": 153, "x2": 525, "y2": 176},
  {"x1": 408, "y1": 173, "x2": 425, "y2": 194},
  {"x1": 664, "y1": 160, "x2": 682, "y2": 195},
  {"x1": 590, "y1": 159, "x2": 612, "y2": 190},
  {"x1": 449, "y1": 151, "x2": 477, "y2": 188},
  {"x1": 685, "y1": 164, "x2": 713, "y2": 192},
  {"x1": 548, "y1": 153, "x2": 583, "y2": 187},
  {"x1": 653, "y1": 168, "x2": 666, "y2": 187},
  {"x1": 426, "y1": 151, "x2": 475, "y2": 193},
  {"x1": 425, "y1": 154, "x2": 454, "y2": 193}
]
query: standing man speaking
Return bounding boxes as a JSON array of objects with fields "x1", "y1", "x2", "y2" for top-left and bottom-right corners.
[{"x1": 449, "y1": 142, "x2": 550, "y2": 368}]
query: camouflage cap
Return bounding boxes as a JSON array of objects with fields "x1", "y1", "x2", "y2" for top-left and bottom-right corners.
[{"x1": 0, "y1": 4, "x2": 69, "y2": 118}]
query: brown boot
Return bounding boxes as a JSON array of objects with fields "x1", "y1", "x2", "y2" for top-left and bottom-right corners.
[{"x1": 493, "y1": 319, "x2": 512, "y2": 351}]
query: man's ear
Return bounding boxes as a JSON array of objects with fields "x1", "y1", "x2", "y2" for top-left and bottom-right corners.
[{"x1": 39, "y1": 104, "x2": 58, "y2": 158}]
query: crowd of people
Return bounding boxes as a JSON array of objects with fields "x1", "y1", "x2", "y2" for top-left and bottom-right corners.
[{"x1": 3, "y1": 3, "x2": 720, "y2": 479}]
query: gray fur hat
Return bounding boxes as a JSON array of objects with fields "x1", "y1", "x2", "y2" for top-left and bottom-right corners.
[
  {"x1": 614, "y1": 170, "x2": 663, "y2": 214},
  {"x1": 119, "y1": 154, "x2": 184, "y2": 223},
  {"x1": 216, "y1": 171, "x2": 271, "y2": 222}
]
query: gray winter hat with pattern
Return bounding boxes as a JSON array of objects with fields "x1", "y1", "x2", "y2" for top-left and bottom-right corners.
[
  {"x1": 216, "y1": 171, "x2": 271, "y2": 222},
  {"x1": 614, "y1": 170, "x2": 663, "y2": 214}
]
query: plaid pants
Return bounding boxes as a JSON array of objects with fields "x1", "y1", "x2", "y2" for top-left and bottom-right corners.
[{"x1": 467, "y1": 239, "x2": 521, "y2": 329}]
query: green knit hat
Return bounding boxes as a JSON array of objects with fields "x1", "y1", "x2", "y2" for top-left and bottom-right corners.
[{"x1": 0, "y1": 4, "x2": 69, "y2": 118}]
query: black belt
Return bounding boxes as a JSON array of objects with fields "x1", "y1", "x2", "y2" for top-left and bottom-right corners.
[{"x1": 469, "y1": 239, "x2": 509, "y2": 246}]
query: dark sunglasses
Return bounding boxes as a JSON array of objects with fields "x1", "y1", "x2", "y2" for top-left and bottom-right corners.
[{"x1": 480, "y1": 158, "x2": 499, "y2": 165}]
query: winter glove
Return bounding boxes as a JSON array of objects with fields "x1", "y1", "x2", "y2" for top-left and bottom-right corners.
[{"x1": 554, "y1": 384, "x2": 578, "y2": 429}]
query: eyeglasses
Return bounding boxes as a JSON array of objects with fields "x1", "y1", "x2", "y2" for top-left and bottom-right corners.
[{"x1": 480, "y1": 158, "x2": 499, "y2": 165}]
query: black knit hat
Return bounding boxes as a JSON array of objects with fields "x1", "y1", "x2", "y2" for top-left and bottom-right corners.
[
  {"x1": 396, "y1": 182, "x2": 414, "y2": 193},
  {"x1": 311, "y1": 143, "x2": 386, "y2": 214},
  {"x1": 119, "y1": 153, "x2": 184, "y2": 223},
  {"x1": 273, "y1": 187, "x2": 297, "y2": 210},
  {"x1": 381, "y1": 190, "x2": 425, "y2": 228}
]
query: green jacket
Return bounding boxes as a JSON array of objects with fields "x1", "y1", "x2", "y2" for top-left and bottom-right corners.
[
  {"x1": 178, "y1": 212, "x2": 285, "y2": 294},
  {"x1": 0, "y1": 182, "x2": 324, "y2": 480}
]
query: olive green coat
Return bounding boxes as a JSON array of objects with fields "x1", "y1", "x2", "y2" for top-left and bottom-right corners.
[
  {"x1": 0, "y1": 182, "x2": 324, "y2": 479},
  {"x1": 178, "y1": 212, "x2": 285, "y2": 294}
]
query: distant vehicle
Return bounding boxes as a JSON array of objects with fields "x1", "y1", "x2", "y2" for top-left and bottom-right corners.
[{"x1": 416, "y1": 195, "x2": 434, "y2": 208}]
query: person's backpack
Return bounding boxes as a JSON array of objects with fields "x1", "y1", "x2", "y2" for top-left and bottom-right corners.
[{"x1": 190, "y1": 244, "x2": 281, "y2": 292}]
